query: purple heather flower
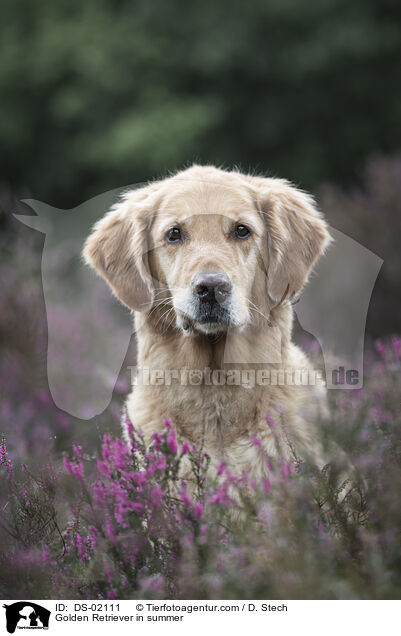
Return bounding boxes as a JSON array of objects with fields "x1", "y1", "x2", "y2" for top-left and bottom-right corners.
[
  {"x1": 265, "y1": 414, "x2": 276, "y2": 427},
  {"x1": 179, "y1": 488, "x2": 192, "y2": 507},
  {"x1": 280, "y1": 462, "x2": 293, "y2": 481},
  {"x1": 72, "y1": 444, "x2": 83, "y2": 459},
  {"x1": 181, "y1": 441, "x2": 191, "y2": 455},
  {"x1": 96, "y1": 459, "x2": 112, "y2": 479},
  {"x1": 193, "y1": 502, "x2": 204, "y2": 519},
  {"x1": 93, "y1": 480, "x2": 106, "y2": 506},
  {"x1": 167, "y1": 429, "x2": 178, "y2": 455},
  {"x1": 129, "y1": 502, "x2": 144, "y2": 513},
  {"x1": 105, "y1": 521, "x2": 115, "y2": 541},
  {"x1": 40, "y1": 546, "x2": 51, "y2": 564},
  {"x1": 63, "y1": 456, "x2": 83, "y2": 479},
  {"x1": 112, "y1": 438, "x2": 130, "y2": 470},
  {"x1": 0, "y1": 436, "x2": 12, "y2": 471},
  {"x1": 392, "y1": 336, "x2": 401, "y2": 363},
  {"x1": 146, "y1": 454, "x2": 167, "y2": 477},
  {"x1": 209, "y1": 484, "x2": 232, "y2": 507},
  {"x1": 375, "y1": 340, "x2": 387, "y2": 361},
  {"x1": 75, "y1": 533, "x2": 89, "y2": 560},
  {"x1": 132, "y1": 471, "x2": 147, "y2": 485},
  {"x1": 262, "y1": 477, "x2": 271, "y2": 495},
  {"x1": 151, "y1": 432, "x2": 163, "y2": 451},
  {"x1": 150, "y1": 485, "x2": 164, "y2": 508}
]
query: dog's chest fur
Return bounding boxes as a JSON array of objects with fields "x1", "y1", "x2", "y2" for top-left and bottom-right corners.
[{"x1": 124, "y1": 309, "x2": 326, "y2": 475}]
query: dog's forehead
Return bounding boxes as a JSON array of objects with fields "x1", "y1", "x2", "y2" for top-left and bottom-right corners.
[
  {"x1": 164, "y1": 178, "x2": 252, "y2": 213},
  {"x1": 154, "y1": 178, "x2": 261, "y2": 229}
]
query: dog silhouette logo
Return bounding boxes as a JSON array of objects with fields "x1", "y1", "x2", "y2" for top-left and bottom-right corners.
[
  {"x1": 14, "y1": 184, "x2": 383, "y2": 417},
  {"x1": 3, "y1": 602, "x2": 50, "y2": 633}
]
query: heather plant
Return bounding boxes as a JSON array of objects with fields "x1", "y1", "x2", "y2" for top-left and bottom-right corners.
[
  {"x1": 1, "y1": 158, "x2": 400, "y2": 599},
  {"x1": 319, "y1": 154, "x2": 401, "y2": 337},
  {"x1": 0, "y1": 228, "x2": 131, "y2": 466},
  {"x1": 0, "y1": 338, "x2": 400, "y2": 599}
]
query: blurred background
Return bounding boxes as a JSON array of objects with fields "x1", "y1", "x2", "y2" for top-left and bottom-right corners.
[{"x1": 0, "y1": 0, "x2": 400, "y2": 463}]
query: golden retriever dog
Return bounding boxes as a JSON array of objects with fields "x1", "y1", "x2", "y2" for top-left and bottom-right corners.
[{"x1": 84, "y1": 165, "x2": 332, "y2": 480}]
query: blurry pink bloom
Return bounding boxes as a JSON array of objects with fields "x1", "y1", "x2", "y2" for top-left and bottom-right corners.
[
  {"x1": 132, "y1": 471, "x2": 147, "y2": 485},
  {"x1": 105, "y1": 521, "x2": 115, "y2": 541},
  {"x1": 112, "y1": 438, "x2": 129, "y2": 470},
  {"x1": 93, "y1": 481, "x2": 106, "y2": 507},
  {"x1": 40, "y1": 545, "x2": 52, "y2": 564},
  {"x1": 72, "y1": 444, "x2": 83, "y2": 459},
  {"x1": 140, "y1": 574, "x2": 165, "y2": 593},
  {"x1": 280, "y1": 462, "x2": 293, "y2": 481},
  {"x1": 63, "y1": 456, "x2": 83, "y2": 479},
  {"x1": 179, "y1": 488, "x2": 192, "y2": 507},
  {"x1": 128, "y1": 501, "x2": 145, "y2": 514},
  {"x1": 150, "y1": 486, "x2": 164, "y2": 508},
  {"x1": 193, "y1": 502, "x2": 204, "y2": 519},
  {"x1": 101, "y1": 436, "x2": 112, "y2": 460},
  {"x1": 146, "y1": 455, "x2": 167, "y2": 476},
  {"x1": 392, "y1": 336, "x2": 401, "y2": 363},
  {"x1": 209, "y1": 484, "x2": 232, "y2": 507},
  {"x1": 167, "y1": 430, "x2": 178, "y2": 455},
  {"x1": 265, "y1": 414, "x2": 276, "y2": 427},
  {"x1": 151, "y1": 432, "x2": 163, "y2": 451},
  {"x1": 75, "y1": 533, "x2": 89, "y2": 560},
  {"x1": 115, "y1": 378, "x2": 130, "y2": 393},
  {"x1": 0, "y1": 437, "x2": 12, "y2": 471},
  {"x1": 36, "y1": 390, "x2": 52, "y2": 406},
  {"x1": 375, "y1": 339, "x2": 387, "y2": 361},
  {"x1": 96, "y1": 459, "x2": 112, "y2": 479},
  {"x1": 181, "y1": 441, "x2": 191, "y2": 455},
  {"x1": 262, "y1": 477, "x2": 271, "y2": 494},
  {"x1": 123, "y1": 414, "x2": 135, "y2": 444}
]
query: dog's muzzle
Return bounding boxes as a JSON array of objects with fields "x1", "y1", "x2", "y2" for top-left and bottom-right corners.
[{"x1": 191, "y1": 271, "x2": 232, "y2": 325}]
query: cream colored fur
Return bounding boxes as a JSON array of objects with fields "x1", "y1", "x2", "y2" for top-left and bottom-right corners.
[{"x1": 84, "y1": 165, "x2": 332, "y2": 480}]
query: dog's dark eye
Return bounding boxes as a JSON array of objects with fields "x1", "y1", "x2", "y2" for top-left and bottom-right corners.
[
  {"x1": 235, "y1": 224, "x2": 252, "y2": 240},
  {"x1": 165, "y1": 227, "x2": 182, "y2": 243}
]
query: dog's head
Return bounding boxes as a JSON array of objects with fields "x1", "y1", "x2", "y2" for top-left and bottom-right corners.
[{"x1": 83, "y1": 166, "x2": 331, "y2": 335}]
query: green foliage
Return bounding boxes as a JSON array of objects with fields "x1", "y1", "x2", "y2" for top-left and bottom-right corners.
[{"x1": 1, "y1": 0, "x2": 401, "y2": 206}]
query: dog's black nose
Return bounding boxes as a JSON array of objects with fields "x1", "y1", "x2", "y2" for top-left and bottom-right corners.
[{"x1": 192, "y1": 272, "x2": 232, "y2": 303}]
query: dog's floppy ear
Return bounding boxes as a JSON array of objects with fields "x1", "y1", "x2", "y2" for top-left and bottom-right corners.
[
  {"x1": 246, "y1": 176, "x2": 332, "y2": 302},
  {"x1": 83, "y1": 184, "x2": 160, "y2": 312}
]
